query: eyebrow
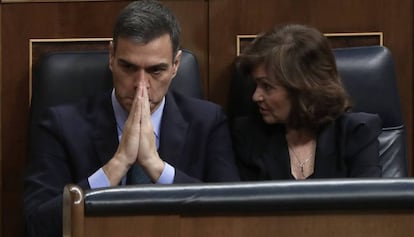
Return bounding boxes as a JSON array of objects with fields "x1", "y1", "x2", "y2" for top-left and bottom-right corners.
[
  {"x1": 253, "y1": 76, "x2": 268, "y2": 82},
  {"x1": 118, "y1": 58, "x2": 170, "y2": 70},
  {"x1": 148, "y1": 63, "x2": 169, "y2": 70}
]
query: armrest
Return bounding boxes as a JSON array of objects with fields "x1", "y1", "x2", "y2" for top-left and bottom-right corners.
[{"x1": 83, "y1": 178, "x2": 414, "y2": 216}]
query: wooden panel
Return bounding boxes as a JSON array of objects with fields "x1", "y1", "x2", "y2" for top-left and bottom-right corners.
[
  {"x1": 2, "y1": 0, "x2": 110, "y2": 2},
  {"x1": 1, "y1": 1, "x2": 414, "y2": 237},
  {"x1": 80, "y1": 212, "x2": 414, "y2": 237},
  {"x1": 0, "y1": 4, "x2": 2, "y2": 236},
  {"x1": 0, "y1": 1, "x2": 208, "y2": 237},
  {"x1": 85, "y1": 216, "x2": 181, "y2": 237},
  {"x1": 209, "y1": 0, "x2": 310, "y2": 108},
  {"x1": 209, "y1": 0, "x2": 413, "y2": 174},
  {"x1": 325, "y1": 32, "x2": 383, "y2": 48},
  {"x1": 162, "y1": 0, "x2": 209, "y2": 97},
  {"x1": 236, "y1": 32, "x2": 384, "y2": 56},
  {"x1": 180, "y1": 213, "x2": 414, "y2": 237}
]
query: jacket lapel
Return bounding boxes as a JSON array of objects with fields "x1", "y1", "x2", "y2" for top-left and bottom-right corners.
[
  {"x1": 252, "y1": 120, "x2": 346, "y2": 179},
  {"x1": 91, "y1": 92, "x2": 119, "y2": 165},
  {"x1": 313, "y1": 121, "x2": 345, "y2": 178},
  {"x1": 257, "y1": 125, "x2": 292, "y2": 180},
  {"x1": 158, "y1": 92, "x2": 189, "y2": 165}
]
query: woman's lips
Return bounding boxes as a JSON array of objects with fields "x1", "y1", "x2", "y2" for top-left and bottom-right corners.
[{"x1": 259, "y1": 107, "x2": 268, "y2": 114}]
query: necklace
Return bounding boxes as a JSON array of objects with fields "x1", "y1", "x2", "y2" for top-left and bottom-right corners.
[{"x1": 287, "y1": 140, "x2": 315, "y2": 178}]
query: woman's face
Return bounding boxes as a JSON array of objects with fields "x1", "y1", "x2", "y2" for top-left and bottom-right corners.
[{"x1": 251, "y1": 64, "x2": 291, "y2": 124}]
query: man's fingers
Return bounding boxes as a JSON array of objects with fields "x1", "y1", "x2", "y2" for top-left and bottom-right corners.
[
  {"x1": 123, "y1": 86, "x2": 143, "y2": 142},
  {"x1": 142, "y1": 82, "x2": 151, "y2": 117}
]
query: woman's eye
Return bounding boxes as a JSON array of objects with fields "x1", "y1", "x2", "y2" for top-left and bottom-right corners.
[{"x1": 263, "y1": 83, "x2": 273, "y2": 91}]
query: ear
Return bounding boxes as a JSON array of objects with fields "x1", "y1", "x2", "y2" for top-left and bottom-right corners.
[
  {"x1": 108, "y1": 41, "x2": 115, "y2": 71},
  {"x1": 171, "y1": 49, "x2": 182, "y2": 78}
]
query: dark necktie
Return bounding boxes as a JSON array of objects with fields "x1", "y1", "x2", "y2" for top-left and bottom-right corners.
[{"x1": 126, "y1": 163, "x2": 151, "y2": 184}]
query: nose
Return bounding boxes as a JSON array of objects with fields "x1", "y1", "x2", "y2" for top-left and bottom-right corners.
[
  {"x1": 252, "y1": 87, "x2": 263, "y2": 102},
  {"x1": 133, "y1": 70, "x2": 150, "y2": 89}
]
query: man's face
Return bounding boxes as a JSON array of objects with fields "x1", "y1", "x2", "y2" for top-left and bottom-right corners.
[{"x1": 109, "y1": 34, "x2": 181, "y2": 113}]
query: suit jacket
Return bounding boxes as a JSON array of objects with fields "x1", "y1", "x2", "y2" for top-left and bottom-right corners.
[
  {"x1": 24, "y1": 90, "x2": 240, "y2": 237},
  {"x1": 232, "y1": 112, "x2": 382, "y2": 181}
]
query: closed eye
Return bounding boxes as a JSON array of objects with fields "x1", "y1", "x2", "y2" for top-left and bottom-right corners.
[
  {"x1": 256, "y1": 80, "x2": 275, "y2": 92},
  {"x1": 118, "y1": 60, "x2": 137, "y2": 72},
  {"x1": 147, "y1": 64, "x2": 169, "y2": 76},
  {"x1": 263, "y1": 83, "x2": 274, "y2": 91}
]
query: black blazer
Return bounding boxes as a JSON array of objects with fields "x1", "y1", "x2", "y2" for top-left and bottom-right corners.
[
  {"x1": 232, "y1": 112, "x2": 382, "y2": 181},
  {"x1": 24, "y1": 90, "x2": 240, "y2": 237}
]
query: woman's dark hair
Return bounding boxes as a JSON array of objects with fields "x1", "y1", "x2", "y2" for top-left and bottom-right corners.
[{"x1": 238, "y1": 24, "x2": 351, "y2": 130}]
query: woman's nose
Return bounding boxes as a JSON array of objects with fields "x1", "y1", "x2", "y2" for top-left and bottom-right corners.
[{"x1": 252, "y1": 88, "x2": 263, "y2": 102}]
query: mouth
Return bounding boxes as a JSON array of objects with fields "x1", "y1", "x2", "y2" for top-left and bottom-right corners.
[
  {"x1": 259, "y1": 109, "x2": 268, "y2": 115},
  {"x1": 257, "y1": 105, "x2": 268, "y2": 114}
]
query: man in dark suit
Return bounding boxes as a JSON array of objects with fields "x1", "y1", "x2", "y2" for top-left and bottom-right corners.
[{"x1": 23, "y1": 1, "x2": 239, "y2": 236}]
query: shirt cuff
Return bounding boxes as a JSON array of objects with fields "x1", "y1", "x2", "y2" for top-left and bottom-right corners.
[
  {"x1": 156, "y1": 162, "x2": 175, "y2": 184},
  {"x1": 88, "y1": 168, "x2": 111, "y2": 189}
]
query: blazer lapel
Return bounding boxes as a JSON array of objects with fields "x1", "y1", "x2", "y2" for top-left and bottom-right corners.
[
  {"x1": 257, "y1": 125, "x2": 292, "y2": 180},
  {"x1": 313, "y1": 121, "x2": 345, "y2": 178},
  {"x1": 158, "y1": 93, "x2": 189, "y2": 165},
  {"x1": 91, "y1": 93, "x2": 119, "y2": 165}
]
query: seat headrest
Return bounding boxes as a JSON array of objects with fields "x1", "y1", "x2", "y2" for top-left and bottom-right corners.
[
  {"x1": 30, "y1": 48, "x2": 202, "y2": 127},
  {"x1": 334, "y1": 46, "x2": 403, "y2": 128}
]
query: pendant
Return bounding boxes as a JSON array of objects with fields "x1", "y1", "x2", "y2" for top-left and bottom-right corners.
[{"x1": 300, "y1": 165, "x2": 305, "y2": 177}]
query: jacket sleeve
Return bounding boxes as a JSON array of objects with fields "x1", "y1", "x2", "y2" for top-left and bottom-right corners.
[
  {"x1": 343, "y1": 112, "x2": 383, "y2": 177},
  {"x1": 24, "y1": 108, "x2": 91, "y2": 237}
]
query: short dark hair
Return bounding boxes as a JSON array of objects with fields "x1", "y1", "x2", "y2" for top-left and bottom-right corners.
[
  {"x1": 112, "y1": 0, "x2": 181, "y2": 57},
  {"x1": 238, "y1": 24, "x2": 351, "y2": 130}
]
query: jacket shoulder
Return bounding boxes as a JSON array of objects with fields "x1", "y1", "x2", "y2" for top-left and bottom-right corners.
[
  {"x1": 169, "y1": 92, "x2": 225, "y2": 119},
  {"x1": 339, "y1": 112, "x2": 382, "y2": 133}
]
